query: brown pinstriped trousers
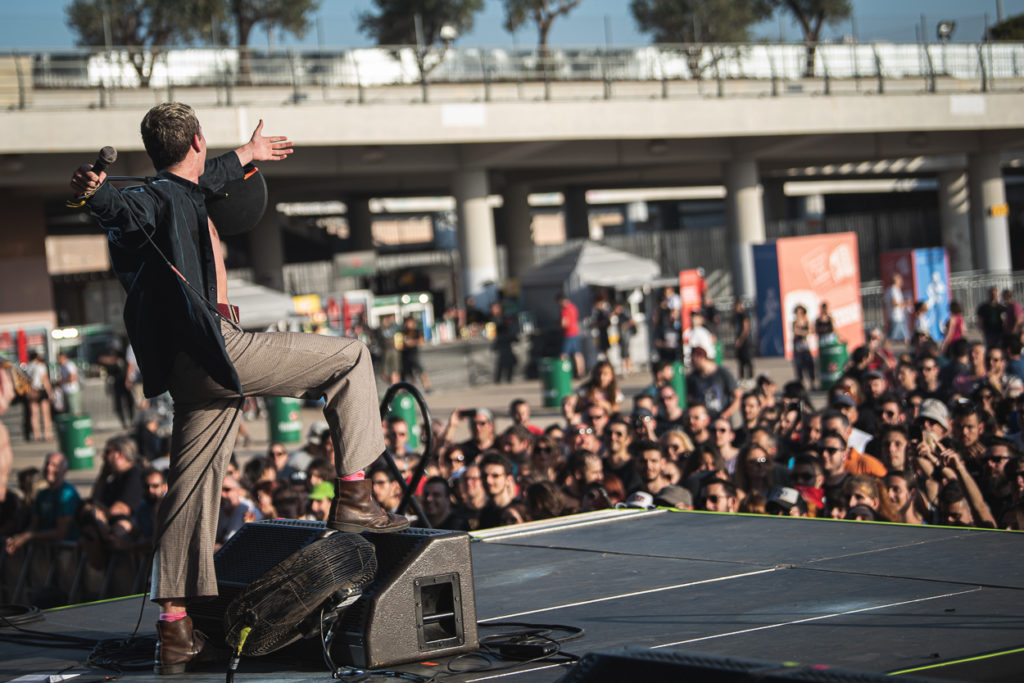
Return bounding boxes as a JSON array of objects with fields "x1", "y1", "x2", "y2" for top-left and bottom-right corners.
[{"x1": 150, "y1": 321, "x2": 386, "y2": 602}]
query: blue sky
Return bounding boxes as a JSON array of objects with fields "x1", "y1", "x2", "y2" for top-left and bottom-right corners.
[{"x1": 1, "y1": 0, "x2": 1021, "y2": 49}]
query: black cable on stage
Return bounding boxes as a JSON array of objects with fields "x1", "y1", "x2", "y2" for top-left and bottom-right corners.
[
  {"x1": 0, "y1": 603, "x2": 42, "y2": 627},
  {"x1": 324, "y1": 621, "x2": 585, "y2": 682}
]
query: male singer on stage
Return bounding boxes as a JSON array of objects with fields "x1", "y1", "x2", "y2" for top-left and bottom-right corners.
[{"x1": 70, "y1": 103, "x2": 408, "y2": 674}]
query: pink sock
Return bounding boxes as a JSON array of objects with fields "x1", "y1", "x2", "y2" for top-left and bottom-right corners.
[
  {"x1": 340, "y1": 470, "x2": 365, "y2": 481},
  {"x1": 159, "y1": 612, "x2": 188, "y2": 622}
]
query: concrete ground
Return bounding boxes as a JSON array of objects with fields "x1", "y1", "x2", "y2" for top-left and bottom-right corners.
[{"x1": 6, "y1": 353, "x2": 803, "y2": 497}]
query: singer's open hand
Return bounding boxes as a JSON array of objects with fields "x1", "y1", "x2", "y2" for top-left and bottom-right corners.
[
  {"x1": 240, "y1": 119, "x2": 293, "y2": 164},
  {"x1": 70, "y1": 165, "x2": 106, "y2": 195}
]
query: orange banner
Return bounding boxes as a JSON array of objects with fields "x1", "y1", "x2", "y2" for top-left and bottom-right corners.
[{"x1": 776, "y1": 233, "x2": 863, "y2": 358}]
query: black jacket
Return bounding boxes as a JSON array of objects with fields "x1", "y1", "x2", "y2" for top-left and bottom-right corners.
[{"x1": 86, "y1": 153, "x2": 243, "y2": 397}]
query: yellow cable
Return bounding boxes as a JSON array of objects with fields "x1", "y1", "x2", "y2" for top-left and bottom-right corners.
[{"x1": 237, "y1": 625, "x2": 252, "y2": 656}]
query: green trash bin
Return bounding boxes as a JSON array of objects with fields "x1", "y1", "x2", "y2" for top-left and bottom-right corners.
[
  {"x1": 818, "y1": 340, "x2": 848, "y2": 391},
  {"x1": 268, "y1": 396, "x2": 303, "y2": 444},
  {"x1": 670, "y1": 361, "x2": 687, "y2": 410},
  {"x1": 389, "y1": 393, "x2": 420, "y2": 449},
  {"x1": 56, "y1": 413, "x2": 94, "y2": 470},
  {"x1": 540, "y1": 357, "x2": 573, "y2": 408}
]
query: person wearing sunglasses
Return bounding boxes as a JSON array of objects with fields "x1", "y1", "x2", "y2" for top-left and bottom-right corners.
[
  {"x1": 701, "y1": 477, "x2": 739, "y2": 513},
  {"x1": 818, "y1": 430, "x2": 852, "y2": 509},
  {"x1": 603, "y1": 417, "x2": 640, "y2": 495},
  {"x1": 443, "y1": 407, "x2": 496, "y2": 462},
  {"x1": 789, "y1": 453, "x2": 825, "y2": 516}
]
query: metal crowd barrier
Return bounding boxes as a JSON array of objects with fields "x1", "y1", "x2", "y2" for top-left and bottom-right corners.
[{"x1": 1, "y1": 537, "x2": 150, "y2": 607}]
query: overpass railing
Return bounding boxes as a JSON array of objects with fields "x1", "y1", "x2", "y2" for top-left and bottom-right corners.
[{"x1": 6, "y1": 41, "x2": 1024, "y2": 109}]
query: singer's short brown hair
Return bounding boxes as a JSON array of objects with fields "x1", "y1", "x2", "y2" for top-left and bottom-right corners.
[{"x1": 140, "y1": 102, "x2": 200, "y2": 171}]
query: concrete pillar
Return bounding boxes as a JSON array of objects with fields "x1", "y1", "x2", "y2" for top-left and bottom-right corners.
[
  {"x1": 346, "y1": 196, "x2": 374, "y2": 252},
  {"x1": 724, "y1": 158, "x2": 767, "y2": 302},
  {"x1": 968, "y1": 151, "x2": 1012, "y2": 274},
  {"x1": 249, "y1": 191, "x2": 285, "y2": 291},
  {"x1": 937, "y1": 170, "x2": 973, "y2": 273},
  {"x1": 564, "y1": 186, "x2": 589, "y2": 240},
  {"x1": 499, "y1": 183, "x2": 534, "y2": 280},
  {"x1": 454, "y1": 168, "x2": 500, "y2": 306}
]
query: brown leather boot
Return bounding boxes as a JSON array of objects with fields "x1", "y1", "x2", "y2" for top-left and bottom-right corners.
[
  {"x1": 328, "y1": 478, "x2": 410, "y2": 533},
  {"x1": 153, "y1": 616, "x2": 221, "y2": 675}
]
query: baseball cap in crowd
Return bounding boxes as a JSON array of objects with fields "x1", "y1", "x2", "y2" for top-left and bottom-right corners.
[
  {"x1": 830, "y1": 394, "x2": 857, "y2": 408},
  {"x1": 846, "y1": 505, "x2": 876, "y2": 521},
  {"x1": 916, "y1": 399, "x2": 950, "y2": 431},
  {"x1": 623, "y1": 491, "x2": 655, "y2": 509},
  {"x1": 307, "y1": 420, "x2": 330, "y2": 446},
  {"x1": 863, "y1": 369, "x2": 885, "y2": 381},
  {"x1": 765, "y1": 486, "x2": 801, "y2": 515},
  {"x1": 308, "y1": 481, "x2": 334, "y2": 501},
  {"x1": 653, "y1": 485, "x2": 693, "y2": 510},
  {"x1": 475, "y1": 408, "x2": 494, "y2": 422},
  {"x1": 1006, "y1": 377, "x2": 1024, "y2": 399}
]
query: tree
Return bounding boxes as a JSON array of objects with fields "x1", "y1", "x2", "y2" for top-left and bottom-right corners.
[
  {"x1": 774, "y1": 0, "x2": 852, "y2": 77},
  {"x1": 502, "y1": 0, "x2": 583, "y2": 68},
  {"x1": 226, "y1": 0, "x2": 321, "y2": 84},
  {"x1": 229, "y1": 0, "x2": 320, "y2": 49},
  {"x1": 989, "y1": 14, "x2": 1024, "y2": 41},
  {"x1": 359, "y1": 0, "x2": 483, "y2": 97},
  {"x1": 630, "y1": 0, "x2": 774, "y2": 79},
  {"x1": 66, "y1": 0, "x2": 216, "y2": 87}
]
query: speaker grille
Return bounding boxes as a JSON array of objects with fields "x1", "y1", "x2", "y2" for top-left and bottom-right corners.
[{"x1": 214, "y1": 519, "x2": 325, "y2": 586}]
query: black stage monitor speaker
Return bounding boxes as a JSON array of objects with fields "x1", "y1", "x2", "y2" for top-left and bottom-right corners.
[
  {"x1": 561, "y1": 649, "x2": 937, "y2": 683},
  {"x1": 189, "y1": 520, "x2": 477, "y2": 669},
  {"x1": 331, "y1": 526, "x2": 477, "y2": 669}
]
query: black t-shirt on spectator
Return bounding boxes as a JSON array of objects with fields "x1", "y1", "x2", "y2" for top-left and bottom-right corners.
[
  {"x1": 607, "y1": 459, "x2": 642, "y2": 496},
  {"x1": 93, "y1": 463, "x2": 144, "y2": 512}
]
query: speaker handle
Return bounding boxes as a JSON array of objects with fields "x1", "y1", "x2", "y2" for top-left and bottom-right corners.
[{"x1": 379, "y1": 382, "x2": 433, "y2": 525}]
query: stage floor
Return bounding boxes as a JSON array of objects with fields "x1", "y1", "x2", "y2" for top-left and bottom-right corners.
[{"x1": 3, "y1": 510, "x2": 1023, "y2": 682}]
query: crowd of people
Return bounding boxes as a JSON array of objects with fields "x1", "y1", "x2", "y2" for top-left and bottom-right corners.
[
  {"x1": 365, "y1": 284, "x2": 1024, "y2": 533},
  {"x1": 5, "y1": 282, "x2": 1024, "y2": 609}
]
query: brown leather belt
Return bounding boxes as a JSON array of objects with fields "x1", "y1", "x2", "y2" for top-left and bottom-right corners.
[{"x1": 217, "y1": 303, "x2": 240, "y2": 323}]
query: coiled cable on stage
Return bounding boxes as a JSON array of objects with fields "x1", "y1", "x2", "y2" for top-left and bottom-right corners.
[
  {"x1": 378, "y1": 381, "x2": 433, "y2": 524},
  {"x1": 87, "y1": 635, "x2": 157, "y2": 673}
]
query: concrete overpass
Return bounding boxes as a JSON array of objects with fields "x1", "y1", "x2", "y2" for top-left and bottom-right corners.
[{"x1": 2, "y1": 78, "x2": 1023, "y2": 332}]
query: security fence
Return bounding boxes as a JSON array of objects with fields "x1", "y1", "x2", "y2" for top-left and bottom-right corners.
[{"x1": 0, "y1": 537, "x2": 148, "y2": 607}]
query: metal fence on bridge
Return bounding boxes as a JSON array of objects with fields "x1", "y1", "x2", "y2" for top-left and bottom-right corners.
[{"x1": 6, "y1": 41, "x2": 1024, "y2": 109}]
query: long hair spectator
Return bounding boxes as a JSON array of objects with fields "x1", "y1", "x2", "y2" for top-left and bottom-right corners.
[
  {"x1": 526, "y1": 480, "x2": 568, "y2": 520},
  {"x1": 577, "y1": 360, "x2": 622, "y2": 414},
  {"x1": 681, "y1": 442, "x2": 726, "y2": 482},
  {"x1": 843, "y1": 474, "x2": 900, "y2": 523},
  {"x1": 733, "y1": 443, "x2": 780, "y2": 501},
  {"x1": 530, "y1": 435, "x2": 561, "y2": 482},
  {"x1": 659, "y1": 429, "x2": 694, "y2": 464}
]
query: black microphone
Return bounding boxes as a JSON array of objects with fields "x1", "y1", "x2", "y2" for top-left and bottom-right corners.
[{"x1": 92, "y1": 146, "x2": 117, "y2": 174}]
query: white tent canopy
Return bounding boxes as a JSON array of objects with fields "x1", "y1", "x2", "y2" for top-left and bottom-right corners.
[
  {"x1": 519, "y1": 241, "x2": 661, "y2": 291},
  {"x1": 227, "y1": 278, "x2": 299, "y2": 330},
  {"x1": 520, "y1": 242, "x2": 660, "y2": 328}
]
